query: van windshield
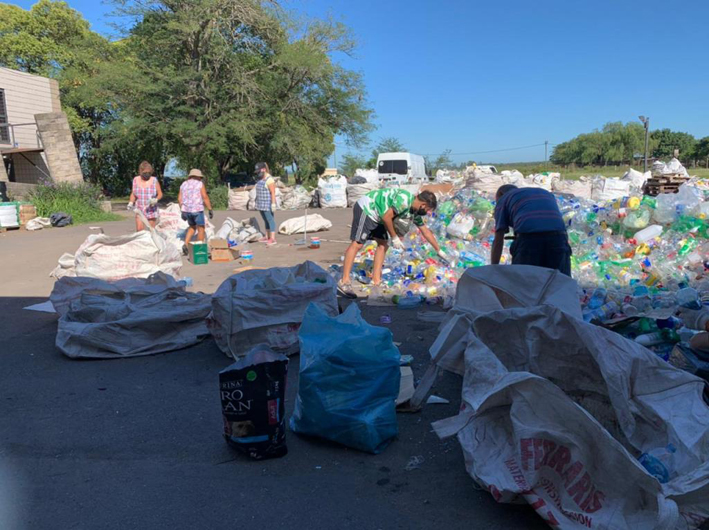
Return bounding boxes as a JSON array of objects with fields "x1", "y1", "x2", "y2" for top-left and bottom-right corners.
[{"x1": 378, "y1": 160, "x2": 408, "y2": 175}]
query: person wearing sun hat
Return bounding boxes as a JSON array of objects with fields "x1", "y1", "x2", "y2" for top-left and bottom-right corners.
[{"x1": 178, "y1": 168, "x2": 213, "y2": 255}]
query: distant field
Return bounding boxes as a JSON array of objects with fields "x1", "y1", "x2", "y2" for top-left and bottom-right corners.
[{"x1": 493, "y1": 163, "x2": 709, "y2": 180}]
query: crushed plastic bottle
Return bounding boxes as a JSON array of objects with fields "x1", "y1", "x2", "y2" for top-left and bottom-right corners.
[{"x1": 638, "y1": 444, "x2": 677, "y2": 483}]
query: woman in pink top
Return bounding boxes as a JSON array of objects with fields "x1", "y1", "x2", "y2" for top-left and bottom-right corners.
[
  {"x1": 178, "y1": 168, "x2": 213, "y2": 255},
  {"x1": 128, "y1": 161, "x2": 163, "y2": 231}
]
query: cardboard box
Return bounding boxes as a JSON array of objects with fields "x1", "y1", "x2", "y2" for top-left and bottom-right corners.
[
  {"x1": 189, "y1": 242, "x2": 209, "y2": 265},
  {"x1": 209, "y1": 238, "x2": 240, "y2": 262}
]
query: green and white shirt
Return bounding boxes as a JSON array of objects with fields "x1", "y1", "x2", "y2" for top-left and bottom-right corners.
[{"x1": 358, "y1": 188, "x2": 424, "y2": 227}]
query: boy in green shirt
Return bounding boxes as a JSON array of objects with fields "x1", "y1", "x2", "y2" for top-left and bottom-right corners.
[{"x1": 339, "y1": 188, "x2": 447, "y2": 298}]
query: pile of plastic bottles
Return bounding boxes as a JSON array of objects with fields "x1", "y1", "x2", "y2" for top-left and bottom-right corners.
[{"x1": 341, "y1": 182, "x2": 709, "y2": 319}]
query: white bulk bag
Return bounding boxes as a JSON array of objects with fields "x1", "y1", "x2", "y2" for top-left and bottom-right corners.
[
  {"x1": 317, "y1": 175, "x2": 348, "y2": 208},
  {"x1": 209, "y1": 261, "x2": 338, "y2": 358}
]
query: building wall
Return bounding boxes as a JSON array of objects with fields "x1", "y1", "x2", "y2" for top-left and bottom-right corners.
[{"x1": 0, "y1": 67, "x2": 60, "y2": 148}]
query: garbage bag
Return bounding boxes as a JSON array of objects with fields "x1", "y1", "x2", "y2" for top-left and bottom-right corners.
[
  {"x1": 278, "y1": 213, "x2": 332, "y2": 235},
  {"x1": 209, "y1": 261, "x2": 338, "y2": 358},
  {"x1": 433, "y1": 304, "x2": 709, "y2": 530},
  {"x1": 228, "y1": 188, "x2": 250, "y2": 210},
  {"x1": 50, "y1": 272, "x2": 211, "y2": 359},
  {"x1": 220, "y1": 345, "x2": 289, "y2": 460},
  {"x1": 50, "y1": 212, "x2": 73, "y2": 227},
  {"x1": 280, "y1": 185, "x2": 312, "y2": 210},
  {"x1": 50, "y1": 228, "x2": 182, "y2": 281},
  {"x1": 290, "y1": 303, "x2": 401, "y2": 454}
]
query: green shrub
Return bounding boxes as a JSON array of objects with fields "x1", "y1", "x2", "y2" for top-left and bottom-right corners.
[
  {"x1": 208, "y1": 184, "x2": 229, "y2": 210},
  {"x1": 28, "y1": 181, "x2": 122, "y2": 224}
]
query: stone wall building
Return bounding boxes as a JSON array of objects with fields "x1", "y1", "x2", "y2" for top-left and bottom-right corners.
[{"x1": 0, "y1": 67, "x2": 83, "y2": 198}]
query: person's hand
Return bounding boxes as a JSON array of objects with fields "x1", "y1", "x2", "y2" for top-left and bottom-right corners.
[
  {"x1": 127, "y1": 202, "x2": 134, "y2": 210},
  {"x1": 149, "y1": 198, "x2": 158, "y2": 206},
  {"x1": 391, "y1": 236, "x2": 405, "y2": 251},
  {"x1": 271, "y1": 202, "x2": 277, "y2": 211},
  {"x1": 181, "y1": 212, "x2": 188, "y2": 221},
  {"x1": 437, "y1": 249, "x2": 450, "y2": 265},
  {"x1": 208, "y1": 210, "x2": 214, "y2": 220},
  {"x1": 678, "y1": 307, "x2": 709, "y2": 331}
]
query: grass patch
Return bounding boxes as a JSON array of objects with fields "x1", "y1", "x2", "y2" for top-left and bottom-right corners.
[{"x1": 28, "y1": 181, "x2": 122, "y2": 224}]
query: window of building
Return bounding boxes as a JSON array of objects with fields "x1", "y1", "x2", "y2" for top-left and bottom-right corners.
[{"x1": 0, "y1": 89, "x2": 9, "y2": 144}]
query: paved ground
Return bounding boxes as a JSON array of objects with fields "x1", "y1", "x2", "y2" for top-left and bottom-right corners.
[{"x1": 0, "y1": 208, "x2": 547, "y2": 529}]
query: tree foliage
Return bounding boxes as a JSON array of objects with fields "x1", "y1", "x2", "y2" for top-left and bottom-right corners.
[
  {"x1": 651, "y1": 129, "x2": 696, "y2": 160},
  {"x1": 0, "y1": 0, "x2": 374, "y2": 191}
]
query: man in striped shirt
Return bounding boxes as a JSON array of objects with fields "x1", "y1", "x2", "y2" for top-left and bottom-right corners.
[{"x1": 490, "y1": 184, "x2": 571, "y2": 275}]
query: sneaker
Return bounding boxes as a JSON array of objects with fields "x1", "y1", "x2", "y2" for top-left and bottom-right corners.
[
  {"x1": 337, "y1": 281, "x2": 358, "y2": 299},
  {"x1": 257, "y1": 237, "x2": 269, "y2": 243},
  {"x1": 266, "y1": 239, "x2": 277, "y2": 246}
]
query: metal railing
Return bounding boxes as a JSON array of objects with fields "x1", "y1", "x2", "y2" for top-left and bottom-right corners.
[{"x1": 0, "y1": 122, "x2": 42, "y2": 149}]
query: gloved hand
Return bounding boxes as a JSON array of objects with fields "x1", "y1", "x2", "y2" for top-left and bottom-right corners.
[
  {"x1": 271, "y1": 202, "x2": 277, "y2": 211},
  {"x1": 437, "y1": 249, "x2": 450, "y2": 265},
  {"x1": 390, "y1": 236, "x2": 405, "y2": 251},
  {"x1": 208, "y1": 210, "x2": 214, "y2": 220},
  {"x1": 181, "y1": 212, "x2": 188, "y2": 221},
  {"x1": 678, "y1": 307, "x2": 709, "y2": 331},
  {"x1": 149, "y1": 198, "x2": 158, "y2": 206},
  {"x1": 126, "y1": 202, "x2": 134, "y2": 211}
]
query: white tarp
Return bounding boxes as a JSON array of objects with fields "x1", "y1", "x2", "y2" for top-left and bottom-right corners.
[
  {"x1": 622, "y1": 168, "x2": 651, "y2": 189},
  {"x1": 317, "y1": 175, "x2": 348, "y2": 208},
  {"x1": 25, "y1": 217, "x2": 52, "y2": 231},
  {"x1": 347, "y1": 182, "x2": 379, "y2": 207},
  {"x1": 228, "y1": 188, "x2": 250, "y2": 211},
  {"x1": 50, "y1": 273, "x2": 212, "y2": 359},
  {"x1": 280, "y1": 185, "x2": 312, "y2": 210},
  {"x1": 50, "y1": 226, "x2": 183, "y2": 281},
  {"x1": 433, "y1": 305, "x2": 709, "y2": 530},
  {"x1": 278, "y1": 213, "x2": 332, "y2": 235},
  {"x1": 354, "y1": 168, "x2": 380, "y2": 184},
  {"x1": 552, "y1": 178, "x2": 593, "y2": 199},
  {"x1": 591, "y1": 177, "x2": 632, "y2": 201},
  {"x1": 422, "y1": 266, "x2": 709, "y2": 530},
  {"x1": 209, "y1": 261, "x2": 338, "y2": 358},
  {"x1": 653, "y1": 158, "x2": 690, "y2": 178},
  {"x1": 214, "y1": 217, "x2": 263, "y2": 243}
]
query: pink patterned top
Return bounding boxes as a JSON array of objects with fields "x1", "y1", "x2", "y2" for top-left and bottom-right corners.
[
  {"x1": 132, "y1": 176, "x2": 158, "y2": 220},
  {"x1": 180, "y1": 178, "x2": 204, "y2": 213}
]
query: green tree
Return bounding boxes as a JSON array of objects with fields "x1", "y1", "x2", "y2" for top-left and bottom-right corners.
[
  {"x1": 695, "y1": 137, "x2": 709, "y2": 167},
  {"x1": 340, "y1": 153, "x2": 368, "y2": 178},
  {"x1": 430, "y1": 148, "x2": 453, "y2": 172},
  {"x1": 367, "y1": 137, "x2": 406, "y2": 167},
  {"x1": 651, "y1": 129, "x2": 697, "y2": 161},
  {"x1": 109, "y1": 0, "x2": 374, "y2": 185}
]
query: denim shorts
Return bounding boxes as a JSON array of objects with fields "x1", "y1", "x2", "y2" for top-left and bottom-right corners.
[{"x1": 185, "y1": 211, "x2": 205, "y2": 227}]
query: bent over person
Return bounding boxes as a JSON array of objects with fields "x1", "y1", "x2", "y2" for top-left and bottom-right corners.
[
  {"x1": 490, "y1": 184, "x2": 571, "y2": 275},
  {"x1": 338, "y1": 188, "x2": 447, "y2": 298}
]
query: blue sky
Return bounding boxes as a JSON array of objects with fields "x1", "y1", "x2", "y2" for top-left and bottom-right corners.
[{"x1": 10, "y1": 0, "x2": 709, "y2": 164}]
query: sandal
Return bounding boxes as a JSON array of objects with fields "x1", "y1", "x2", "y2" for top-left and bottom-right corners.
[{"x1": 337, "y1": 281, "x2": 358, "y2": 299}]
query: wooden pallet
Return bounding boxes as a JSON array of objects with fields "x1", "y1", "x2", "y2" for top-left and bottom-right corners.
[{"x1": 644, "y1": 174, "x2": 689, "y2": 196}]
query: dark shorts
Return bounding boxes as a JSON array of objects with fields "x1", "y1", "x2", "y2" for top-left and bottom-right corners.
[
  {"x1": 510, "y1": 231, "x2": 572, "y2": 276},
  {"x1": 350, "y1": 203, "x2": 388, "y2": 244},
  {"x1": 185, "y1": 211, "x2": 205, "y2": 227}
]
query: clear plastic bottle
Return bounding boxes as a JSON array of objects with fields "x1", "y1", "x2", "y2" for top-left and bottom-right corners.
[
  {"x1": 587, "y1": 288, "x2": 607, "y2": 309},
  {"x1": 677, "y1": 284, "x2": 702, "y2": 310}
]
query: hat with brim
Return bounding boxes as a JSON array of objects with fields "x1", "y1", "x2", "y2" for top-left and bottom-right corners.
[{"x1": 188, "y1": 169, "x2": 204, "y2": 178}]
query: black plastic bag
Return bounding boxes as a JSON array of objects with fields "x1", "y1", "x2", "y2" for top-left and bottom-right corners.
[
  {"x1": 50, "y1": 212, "x2": 73, "y2": 227},
  {"x1": 219, "y1": 345, "x2": 288, "y2": 460}
]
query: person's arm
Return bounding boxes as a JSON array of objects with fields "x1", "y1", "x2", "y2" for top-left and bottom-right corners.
[
  {"x1": 268, "y1": 181, "x2": 277, "y2": 209},
  {"x1": 418, "y1": 225, "x2": 440, "y2": 253},
  {"x1": 128, "y1": 178, "x2": 136, "y2": 209},
  {"x1": 381, "y1": 208, "x2": 398, "y2": 239},
  {"x1": 491, "y1": 229, "x2": 506, "y2": 265},
  {"x1": 201, "y1": 185, "x2": 213, "y2": 212},
  {"x1": 155, "y1": 180, "x2": 163, "y2": 201}
]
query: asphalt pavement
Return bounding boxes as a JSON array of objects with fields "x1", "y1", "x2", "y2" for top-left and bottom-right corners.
[{"x1": 0, "y1": 209, "x2": 547, "y2": 529}]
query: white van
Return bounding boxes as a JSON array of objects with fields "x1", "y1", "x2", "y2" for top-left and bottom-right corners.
[{"x1": 377, "y1": 152, "x2": 428, "y2": 184}]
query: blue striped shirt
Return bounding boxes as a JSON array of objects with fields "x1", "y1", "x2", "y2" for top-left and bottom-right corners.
[{"x1": 494, "y1": 188, "x2": 566, "y2": 234}]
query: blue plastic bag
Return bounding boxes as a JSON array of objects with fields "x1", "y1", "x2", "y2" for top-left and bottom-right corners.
[{"x1": 290, "y1": 303, "x2": 401, "y2": 454}]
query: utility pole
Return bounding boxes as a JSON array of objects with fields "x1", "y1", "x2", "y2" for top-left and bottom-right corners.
[
  {"x1": 544, "y1": 140, "x2": 548, "y2": 164},
  {"x1": 639, "y1": 116, "x2": 650, "y2": 172}
]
